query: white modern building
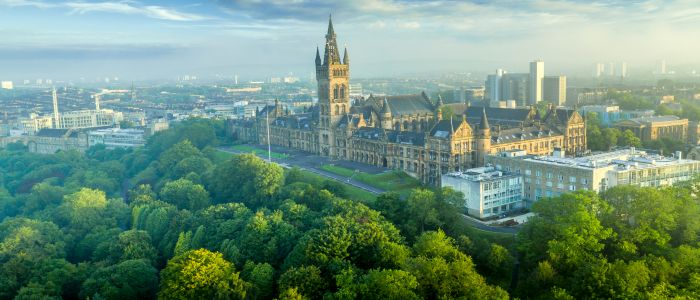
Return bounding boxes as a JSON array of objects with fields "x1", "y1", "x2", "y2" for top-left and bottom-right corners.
[
  {"x1": 88, "y1": 128, "x2": 145, "y2": 148},
  {"x1": 1, "y1": 81, "x2": 13, "y2": 89},
  {"x1": 442, "y1": 166, "x2": 524, "y2": 219},
  {"x1": 487, "y1": 148, "x2": 700, "y2": 202},
  {"x1": 529, "y1": 60, "x2": 544, "y2": 104},
  {"x1": 56, "y1": 109, "x2": 124, "y2": 129}
]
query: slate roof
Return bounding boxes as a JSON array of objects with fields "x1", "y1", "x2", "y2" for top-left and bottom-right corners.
[
  {"x1": 543, "y1": 108, "x2": 577, "y2": 124},
  {"x1": 443, "y1": 105, "x2": 536, "y2": 127},
  {"x1": 352, "y1": 127, "x2": 387, "y2": 140},
  {"x1": 430, "y1": 118, "x2": 464, "y2": 139},
  {"x1": 272, "y1": 114, "x2": 315, "y2": 130},
  {"x1": 491, "y1": 126, "x2": 558, "y2": 144},
  {"x1": 36, "y1": 128, "x2": 71, "y2": 138},
  {"x1": 387, "y1": 130, "x2": 426, "y2": 146},
  {"x1": 367, "y1": 93, "x2": 434, "y2": 116}
]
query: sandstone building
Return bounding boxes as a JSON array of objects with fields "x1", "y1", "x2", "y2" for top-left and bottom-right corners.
[{"x1": 228, "y1": 17, "x2": 586, "y2": 185}]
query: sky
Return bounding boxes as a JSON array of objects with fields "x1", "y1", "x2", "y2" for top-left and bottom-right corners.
[{"x1": 0, "y1": 0, "x2": 699, "y2": 81}]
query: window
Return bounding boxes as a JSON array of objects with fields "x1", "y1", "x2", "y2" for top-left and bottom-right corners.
[
  {"x1": 546, "y1": 172, "x2": 552, "y2": 179},
  {"x1": 558, "y1": 175, "x2": 564, "y2": 181},
  {"x1": 569, "y1": 176, "x2": 576, "y2": 183},
  {"x1": 525, "y1": 169, "x2": 532, "y2": 175},
  {"x1": 536, "y1": 170, "x2": 541, "y2": 177},
  {"x1": 569, "y1": 185, "x2": 576, "y2": 191}
]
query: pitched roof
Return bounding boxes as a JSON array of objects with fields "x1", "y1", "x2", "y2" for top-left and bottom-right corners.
[
  {"x1": 368, "y1": 93, "x2": 434, "y2": 116},
  {"x1": 430, "y1": 118, "x2": 462, "y2": 139},
  {"x1": 491, "y1": 126, "x2": 558, "y2": 144}
]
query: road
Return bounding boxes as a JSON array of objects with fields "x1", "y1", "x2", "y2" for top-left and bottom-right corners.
[{"x1": 218, "y1": 144, "x2": 522, "y2": 234}]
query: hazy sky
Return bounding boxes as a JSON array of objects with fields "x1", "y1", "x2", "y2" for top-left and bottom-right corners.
[{"x1": 0, "y1": 0, "x2": 698, "y2": 81}]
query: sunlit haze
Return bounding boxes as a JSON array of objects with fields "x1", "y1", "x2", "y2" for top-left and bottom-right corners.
[{"x1": 1, "y1": 0, "x2": 699, "y2": 80}]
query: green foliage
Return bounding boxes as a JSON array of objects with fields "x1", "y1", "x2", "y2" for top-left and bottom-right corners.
[
  {"x1": 81, "y1": 259, "x2": 158, "y2": 300},
  {"x1": 160, "y1": 178, "x2": 210, "y2": 211},
  {"x1": 158, "y1": 249, "x2": 250, "y2": 300},
  {"x1": 209, "y1": 153, "x2": 284, "y2": 207}
]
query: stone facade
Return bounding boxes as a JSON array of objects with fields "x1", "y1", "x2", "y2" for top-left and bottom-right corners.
[
  {"x1": 615, "y1": 115, "x2": 688, "y2": 142},
  {"x1": 228, "y1": 17, "x2": 587, "y2": 185}
]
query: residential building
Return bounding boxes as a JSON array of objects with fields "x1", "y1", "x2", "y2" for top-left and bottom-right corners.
[
  {"x1": 441, "y1": 166, "x2": 524, "y2": 219},
  {"x1": 543, "y1": 75, "x2": 567, "y2": 106},
  {"x1": 615, "y1": 115, "x2": 688, "y2": 142},
  {"x1": 1, "y1": 81, "x2": 13, "y2": 89},
  {"x1": 529, "y1": 60, "x2": 544, "y2": 104},
  {"x1": 487, "y1": 148, "x2": 700, "y2": 202}
]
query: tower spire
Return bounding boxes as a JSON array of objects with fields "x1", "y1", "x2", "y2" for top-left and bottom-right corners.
[
  {"x1": 343, "y1": 46, "x2": 349, "y2": 65},
  {"x1": 323, "y1": 14, "x2": 340, "y2": 65},
  {"x1": 315, "y1": 46, "x2": 321, "y2": 66},
  {"x1": 480, "y1": 107, "x2": 490, "y2": 130}
]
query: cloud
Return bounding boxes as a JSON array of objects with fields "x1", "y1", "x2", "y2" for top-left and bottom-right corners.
[
  {"x1": 0, "y1": 0, "x2": 208, "y2": 21},
  {"x1": 0, "y1": 43, "x2": 186, "y2": 60}
]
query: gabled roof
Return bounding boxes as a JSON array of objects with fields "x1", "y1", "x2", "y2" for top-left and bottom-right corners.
[
  {"x1": 491, "y1": 126, "x2": 558, "y2": 144},
  {"x1": 445, "y1": 105, "x2": 536, "y2": 127},
  {"x1": 367, "y1": 93, "x2": 434, "y2": 116}
]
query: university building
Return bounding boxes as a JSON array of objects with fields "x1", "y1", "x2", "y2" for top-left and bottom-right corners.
[{"x1": 228, "y1": 17, "x2": 587, "y2": 185}]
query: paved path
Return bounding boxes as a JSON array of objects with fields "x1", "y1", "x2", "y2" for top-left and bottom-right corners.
[{"x1": 218, "y1": 144, "x2": 522, "y2": 233}]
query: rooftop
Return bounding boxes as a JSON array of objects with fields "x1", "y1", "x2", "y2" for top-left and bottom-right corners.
[
  {"x1": 443, "y1": 166, "x2": 520, "y2": 182},
  {"x1": 495, "y1": 148, "x2": 696, "y2": 171}
]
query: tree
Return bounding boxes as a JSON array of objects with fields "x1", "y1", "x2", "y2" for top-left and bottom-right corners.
[
  {"x1": 157, "y1": 140, "x2": 202, "y2": 174},
  {"x1": 80, "y1": 259, "x2": 158, "y2": 300},
  {"x1": 241, "y1": 261, "x2": 274, "y2": 300},
  {"x1": 209, "y1": 154, "x2": 284, "y2": 207},
  {"x1": 105, "y1": 230, "x2": 158, "y2": 265},
  {"x1": 158, "y1": 249, "x2": 249, "y2": 300},
  {"x1": 405, "y1": 189, "x2": 442, "y2": 236},
  {"x1": 619, "y1": 129, "x2": 642, "y2": 147},
  {"x1": 355, "y1": 269, "x2": 420, "y2": 300},
  {"x1": 160, "y1": 178, "x2": 210, "y2": 211},
  {"x1": 406, "y1": 230, "x2": 508, "y2": 299},
  {"x1": 278, "y1": 265, "x2": 326, "y2": 300}
]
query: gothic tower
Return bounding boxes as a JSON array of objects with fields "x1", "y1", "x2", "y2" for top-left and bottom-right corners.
[{"x1": 316, "y1": 15, "x2": 350, "y2": 157}]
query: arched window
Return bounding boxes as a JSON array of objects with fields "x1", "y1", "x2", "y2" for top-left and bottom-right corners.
[
  {"x1": 335, "y1": 104, "x2": 339, "y2": 115},
  {"x1": 395, "y1": 122, "x2": 401, "y2": 131},
  {"x1": 333, "y1": 85, "x2": 339, "y2": 100},
  {"x1": 403, "y1": 120, "x2": 410, "y2": 130},
  {"x1": 341, "y1": 105, "x2": 346, "y2": 114},
  {"x1": 340, "y1": 85, "x2": 346, "y2": 99}
]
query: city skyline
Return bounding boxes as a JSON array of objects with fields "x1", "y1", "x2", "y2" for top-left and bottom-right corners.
[{"x1": 1, "y1": 0, "x2": 699, "y2": 80}]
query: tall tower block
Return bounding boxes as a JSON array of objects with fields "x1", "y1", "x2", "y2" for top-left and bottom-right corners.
[{"x1": 316, "y1": 15, "x2": 350, "y2": 158}]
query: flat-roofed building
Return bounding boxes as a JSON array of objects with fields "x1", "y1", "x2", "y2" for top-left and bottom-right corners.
[
  {"x1": 615, "y1": 115, "x2": 688, "y2": 142},
  {"x1": 88, "y1": 128, "x2": 145, "y2": 148},
  {"x1": 487, "y1": 148, "x2": 700, "y2": 203},
  {"x1": 442, "y1": 166, "x2": 524, "y2": 219}
]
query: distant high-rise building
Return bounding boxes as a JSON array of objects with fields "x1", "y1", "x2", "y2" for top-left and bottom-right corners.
[
  {"x1": 501, "y1": 73, "x2": 529, "y2": 107},
  {"x1": 1, "y1": 81, "x2": 13, "y2": 90},
  {"x1": 608, "y1": 62, "x2": 615, "y2": 76},
  {"x1": 621, "y1": 62, "x2": 628, "y2": 78},
  {"x1": 234, "y1": 75, "x2": 239, "y2": 85},
  {"x1": 529, "y1": 60, "x2": 544, "y2": 104},
  {"x1": 543, "y1": 75, "x2": 567, "y2": 106},
  {"x1": 593, "y1": 63, "x2": 605, "y2": 78},
  {"x1": 52, "y1": 88, "x2": 60, "y2": 128},
  {"x1": 485, "y1": 68, "x2": 504, "y2": 103},
  {"x1": 658, "y1": 60, "x2": 667, "y2": 75}
]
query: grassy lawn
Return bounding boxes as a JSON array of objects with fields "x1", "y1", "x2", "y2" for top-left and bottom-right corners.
[
  {"x1": 231, "y1": 144, "x2": 289, "y2": 159},
  {"x1": 286, "y1": 168, "x2": 377, "y2": 203},
  {"x1": 320, "y1": 164, "x2": 422, "y2": 198}
]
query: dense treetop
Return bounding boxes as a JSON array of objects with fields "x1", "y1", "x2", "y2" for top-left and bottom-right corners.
[{"x1": 0, "y1": 117, "x2": 698, "y2": 299}]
